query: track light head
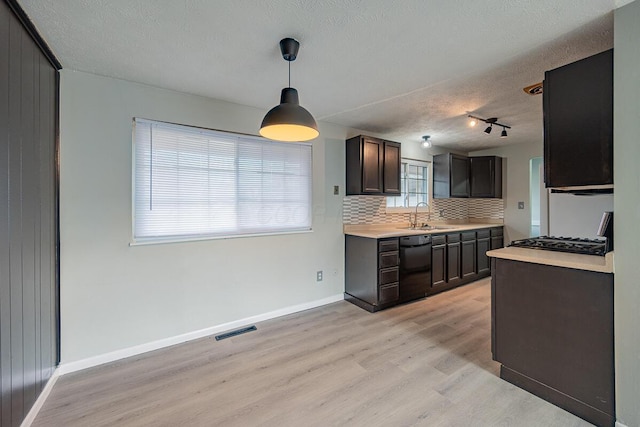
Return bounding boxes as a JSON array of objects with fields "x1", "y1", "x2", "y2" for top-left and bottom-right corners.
[{"x1": 469, "y1": 114, "x2": 511, "y2": 138}]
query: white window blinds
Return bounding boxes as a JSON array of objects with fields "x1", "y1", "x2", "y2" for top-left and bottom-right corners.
[{"x1": 133, "y1": 118, "x2": 312, "y2": 242}]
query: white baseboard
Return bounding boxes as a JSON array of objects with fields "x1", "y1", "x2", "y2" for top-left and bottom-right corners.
[
  {"x1": 615, "y1": 422, "x2": 629, "y2": 427},
  {"x1": 58, "y1": 293, "x2": 344, "y2": 375},
  {"x1": 20, "y1": 368, "x2": 60, "y2": 427}
]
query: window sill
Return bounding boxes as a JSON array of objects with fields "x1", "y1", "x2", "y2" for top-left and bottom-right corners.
[{"x1": 129, "y1": 228, "x2": 313, "y2": 246}]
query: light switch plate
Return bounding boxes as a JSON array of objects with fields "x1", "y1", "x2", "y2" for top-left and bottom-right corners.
[
  {"x1": 518, "y1": 201, "x2": 525, "y2": 209},
  {"x1": 333, "y1": 185, "x2": 339, "y2": 195}
]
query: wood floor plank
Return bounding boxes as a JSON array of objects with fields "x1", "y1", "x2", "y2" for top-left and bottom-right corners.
[{"x1": 33, "y1": 279, "x2": 592, "y2": 426}]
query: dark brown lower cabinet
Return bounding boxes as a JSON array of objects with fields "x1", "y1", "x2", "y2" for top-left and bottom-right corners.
[
  {"x1": 492, "y1": 258, "x2": 614, "y2": 427},
  {"x1": 446, "y1": 241, "x2": 461, "y2": 285},
  {"x1": 431, "y1": 242, "x2": 446, "y2": 289},
  {"x1": 345, "y1": 236, "x2": 399, "y2": 312},
  {"x1": 476, "y1": 237, "x2": 490, "y2": 275},
  {"x1": 461, "y1": 232, "x2": 477, "y2": 279}
]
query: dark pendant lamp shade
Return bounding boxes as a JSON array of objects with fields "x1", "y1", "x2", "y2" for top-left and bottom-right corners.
[
  {"x1": 260, "y1": 37, "x2": 319, "y2": 142},
  {"x1": 260, "y1": 88, "x2": 319, "y2": 142}
]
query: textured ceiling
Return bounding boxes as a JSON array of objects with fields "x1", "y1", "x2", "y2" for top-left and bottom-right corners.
[{"x1": 19, "y1": 0, "x2": 629, "y2": 151}]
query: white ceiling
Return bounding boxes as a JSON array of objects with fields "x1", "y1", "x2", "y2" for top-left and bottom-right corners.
[{"x1": 19, "y1": 0, "x2": 630, "y2": 151}]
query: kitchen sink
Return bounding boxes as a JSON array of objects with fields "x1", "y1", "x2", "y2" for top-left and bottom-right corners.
[{"x1": 397, "y1": 225, "x2": 458, "y2": 231}]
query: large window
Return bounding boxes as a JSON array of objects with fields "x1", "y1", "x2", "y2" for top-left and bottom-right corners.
[
  {"x1": 387, "y1": 159, "x2": 430, "y2": 210},
  {"x1": 133, "y1": 119, "x2": 312, "y2": 243}
]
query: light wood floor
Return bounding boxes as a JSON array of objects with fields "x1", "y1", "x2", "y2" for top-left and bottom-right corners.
[{"x1": 34, "y1": 279, "x2": 592, "y2": 426}]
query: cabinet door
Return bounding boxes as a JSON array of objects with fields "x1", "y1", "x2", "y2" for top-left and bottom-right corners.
[
  {"x1": 447, "y1": 242, "x2": 462, "y2": 284},
  {"x1": 450, "y1": 155, "x2": 470, "y2": 198},
  {"x1": 383, "y1": 141, "x2": 401, "y2": 194},
  {"x1": 361, "y1": 137, "x2": 383, "y2": 193},
  {"x1": 543, "y1": 49, "x2": 613, "y2": 187},
  {"x1": 431, "y1": 244, "x2": 446, "y2": 288},
  {"x1": 462, "y1": 240, "x2": 477, "y2": 279},
  {"x1": 470, "y1": 156, "x2": 502, "y2": 198},
  {"x1": 491, "y1": 236, "x2": 504, "y2": 250},
  {"x1": 477, "y1": 237, "x2": 491, "y2": 275}
]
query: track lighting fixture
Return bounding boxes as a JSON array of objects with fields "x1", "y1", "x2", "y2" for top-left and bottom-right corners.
[
  {"x1": 468, "y1": 115, "x2": 511, "y2": 138},
  {"x1": 421, "y1": 135, "x2": 431, "y2": 148},
  {"x1": 260, "y1": 38, "x2": 319, "y2": 142}
]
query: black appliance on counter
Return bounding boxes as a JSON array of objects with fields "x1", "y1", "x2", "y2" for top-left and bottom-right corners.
[
  {"x1": 509, "y1": 211, "x2": 614, "y2": 256},
  {"x1": 399, "y1": 235, "x2": 431, "y2": 302},
  {"x1": 509, "y1": 236, "x2": 607, "y2": 256}
]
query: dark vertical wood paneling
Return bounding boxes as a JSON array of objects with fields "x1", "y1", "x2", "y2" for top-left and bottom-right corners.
[
  {"x1": 8, "y1": 14, "x2": 25, "y2": 425},
  {"x1": 20, "y1": 19, "x2": 37, "y2": 412},
  {"x1": 0, "y1": 3, "x2": 12, "y2": 426},
  {"x1": 0, "y1": 1, "x2": 59, "y2": 425}
]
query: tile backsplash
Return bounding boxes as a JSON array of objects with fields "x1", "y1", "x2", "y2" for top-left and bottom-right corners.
[{"x1": 342, "y1": 196, "x2": 504, "y2": 225}]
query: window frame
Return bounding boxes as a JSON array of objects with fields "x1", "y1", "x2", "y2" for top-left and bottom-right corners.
[
  {"x1": 130, "y1": 118, "x2": 313, "y2": 246},
  {"x1": 386, "y1": 158, "x2": 432, "y2": 213}
]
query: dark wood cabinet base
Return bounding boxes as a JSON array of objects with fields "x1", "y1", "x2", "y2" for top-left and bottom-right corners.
[
  {"x1": 344, "y1": 292, "x2": 404, "y2": 312},
  {"x1": 500, "y1": 366, "x2": 614, "y2": 427}
]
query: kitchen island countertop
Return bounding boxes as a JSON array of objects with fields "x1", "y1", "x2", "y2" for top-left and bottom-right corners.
[{"x1": 487, "y1": 246, "x2": 614, "y2": 273}]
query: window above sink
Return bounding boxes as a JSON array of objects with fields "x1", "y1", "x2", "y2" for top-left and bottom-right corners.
[{"x1": 386, "y1": 158, "x2": 432, "y2": 213}]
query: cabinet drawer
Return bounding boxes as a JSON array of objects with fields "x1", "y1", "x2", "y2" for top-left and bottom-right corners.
[
  {"x1": 491, "y1": 227, "x2": 504, "y2": 237},
  {"x1": 477, "y1": 229, "x2": 490, "y2": 239},
  {"x1": 379, "y1": 267, "x2": 399, "y2": 285},
  {"x1": 432, "y1": 235, "x2": 446, "y2": 245},
  {"x1": 378, "y1": 239, "x2": 399, "y2": 252},
  {"x1": 379, "y1": 283, "x2": 399, "y2": 304},
  {"x1": 447, "y1": 233, "x2": 461, "y2": 243},
  {"x1": 379, "y1": 251, "x2": 399, "y2": 268},
  {"x1": 462, "y1": 231, "x2": 476, "y2": 241}
]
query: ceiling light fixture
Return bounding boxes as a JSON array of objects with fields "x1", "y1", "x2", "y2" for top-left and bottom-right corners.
[
  {"x1": 469, "y1": 118, "x2": 477, "y2": 127},
  {"x1": 421, "y1": 135, "x2": 431, "y2": 148},
  {"x1": 260, "y1": 38, "x2": 319, "y2": 142},
  {"x1": 468, "y1": 115, "x2": 511, "y2": 138}
]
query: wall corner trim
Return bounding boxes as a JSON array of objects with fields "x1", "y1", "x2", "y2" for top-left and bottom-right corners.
[
  {"x1": 19, "y1": 368, "x2": 61, "y2": 427},
  {"x1": 57, "y1": 294, "x2": 344, "y2": 375}
]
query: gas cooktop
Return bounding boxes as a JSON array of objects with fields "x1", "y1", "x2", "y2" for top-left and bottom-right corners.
[{"x1": 508, "y1": 236, "x2": 607, "y2": 256}]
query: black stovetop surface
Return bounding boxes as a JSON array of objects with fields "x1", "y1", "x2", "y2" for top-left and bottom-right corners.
[{"x1": 508, "y1": 236, "x2": 607, "y2": 256}]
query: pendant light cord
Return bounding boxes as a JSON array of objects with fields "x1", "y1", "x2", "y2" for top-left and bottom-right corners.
[{"x1": 288, "y1": 60, "x2": 291, "y2": 88}]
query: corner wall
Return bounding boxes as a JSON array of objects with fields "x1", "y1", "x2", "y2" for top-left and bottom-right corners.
[
  {"x1": 59, "y1": 71, "x2": 347, "y2": 363},
  {"x1": 470, "y1": 141, "x2": 543, "y2": 242},
  {"x1": 613, "y1": 1, "x2": 640, "y2": 425}
]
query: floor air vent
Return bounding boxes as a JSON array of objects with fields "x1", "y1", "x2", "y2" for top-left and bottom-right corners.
[{"x1": 215, "y1": 325, "x2": 257, "y2": 341}]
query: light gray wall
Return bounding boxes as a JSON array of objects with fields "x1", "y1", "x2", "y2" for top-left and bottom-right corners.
[
  {"x1": 59, "y1": 70, "x2": 349, "y2": 363},
  {"x1": 614, "y1": 1, "x2": 640, "y2": 425},
  {"x1": 470, "y1": 141, "x2": 543, "y2": 242}
]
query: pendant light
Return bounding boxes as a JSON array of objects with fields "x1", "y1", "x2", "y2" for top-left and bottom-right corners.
[{"x1": 260, "y1": 38, "x2": 319, "y2": 142}]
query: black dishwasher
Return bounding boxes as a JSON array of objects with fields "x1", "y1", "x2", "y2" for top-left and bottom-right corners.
[{"x1": 399, "y1": 235, "x2": 432, "y2": 303}]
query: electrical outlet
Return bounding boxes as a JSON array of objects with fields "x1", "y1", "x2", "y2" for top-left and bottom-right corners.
[
  {"x1": 333, "y1": 185, "x2": 339, "y2": 195},
  {"x1": 518, "y1": 201, "x2": 525, "y2": 210},
  {"x1": 316, "y1": 270, "x2": 323, "y2": 281}
]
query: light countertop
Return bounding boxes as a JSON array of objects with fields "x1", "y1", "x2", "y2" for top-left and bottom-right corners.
[
  {"x1": 487, "y1": 247, "x2": 614, "y2": 274},
  {"x1": 344, "y1": 222, "x2": 503, "y2": 239}
]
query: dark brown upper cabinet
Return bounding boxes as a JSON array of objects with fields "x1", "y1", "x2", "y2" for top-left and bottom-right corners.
[
  {"x1": 470, "y1": 156, "x2": 502, "y2": 198},
  {"x1": 433, "y1": 153, "x2": 470, "y2": 198},
  {"x1": 543, "y1": 49, "x2": 613, "y2": 188},
  {"x1": 346, "y1": 135, "x2": 401, "y2": 195}
]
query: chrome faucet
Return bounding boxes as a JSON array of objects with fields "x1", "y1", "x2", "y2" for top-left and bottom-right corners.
[{"x1": 409, "y1": 202, "x2": 430, "y2": 228}]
